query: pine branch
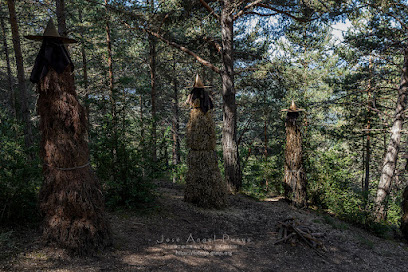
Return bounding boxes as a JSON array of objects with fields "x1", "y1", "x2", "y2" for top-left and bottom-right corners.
[
  {"x1": 122, "y1": 22, "x2": 221, "y2": 74},
  {"x1": 198, "y1": 0, "x2": 220, "y2": 21},
  {"x1": 234, "y1": 0, "x2": 264, "y2": 20}
]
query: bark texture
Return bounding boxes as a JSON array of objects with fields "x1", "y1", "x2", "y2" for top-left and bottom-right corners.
[
  {"x1": 56, "y1": 0, "x2": 67, "y2": 37},
  {"x1": 221, "y1": 0, "x2": 242, "y2": 192},
  {"x1": 284, "y1": 112, "x2": 307, "y2": 208},
  {"x1": 172, "y1": 74, "x2": 180, "y2": 166},
  {"x1": 147, "y1": 0, "x2": 157, "y2": 163},
  {"x1": 184, "y1": 99, "x2": 227, "y2": 209},
  {"x1": 37, "y1": 67, "x2": 112, "y2": 255},
  {"x1": 7, "y1": 0, "x2": 33, "y2": 150},
  {"x1": 374, "y1": 48, "x2": 408, "y2": 221},
  {"x1": 1, "y1": 15, "x2": 15, "y2": 117},
  {"x1": 105, "y1": 0, "x2": 118, "y2": 178}
]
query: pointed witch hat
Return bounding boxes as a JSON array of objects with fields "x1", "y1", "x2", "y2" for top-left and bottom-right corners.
[
  {"x1": 25, "y1": 19, "x2": 77, "y2": 44},
  {"x1": 281, "y1": 100, "x2": 305, "y2": 112},
  {"x1": 191, "y1": 74, "x2": 211, "y2": 88}
]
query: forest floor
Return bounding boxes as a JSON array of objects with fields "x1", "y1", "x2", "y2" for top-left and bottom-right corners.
[{"x1": 1, "y1": 180, "x2": 408, "y2": 272}]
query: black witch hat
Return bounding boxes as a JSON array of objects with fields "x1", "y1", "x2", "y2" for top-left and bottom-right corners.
[
  {"x1": 186, "y1": 74, "x2": 214, "y2": 113},
  {"x1": 25, "y1": 19, "x2": 76, "y2": 83}
]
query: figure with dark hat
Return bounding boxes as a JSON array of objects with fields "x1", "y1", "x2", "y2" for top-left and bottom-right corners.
[
  {"x1": 27, "y1": 19, "x2": 112, "y2": 254},
  {"x1": 282, "y1": 100, "x2": 307, "y2": 208},
  {"x1": 184, "y1": 74, "x2": 227, "y2": 208}
]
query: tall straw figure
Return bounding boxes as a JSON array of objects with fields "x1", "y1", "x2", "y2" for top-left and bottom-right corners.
[
  {"x1": 184, "y1": 74, "x2": 227, "y2": 208},
  {"x1": 26, "y1": 19, "x2": 112, "y2": 254}
]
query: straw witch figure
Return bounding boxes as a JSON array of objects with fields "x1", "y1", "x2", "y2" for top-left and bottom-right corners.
[
  {"x1": 184, "y1": 75, "x2": 227, "y2": 208},
  {"x1": 26, "y1": 19, "x2": 112, "y2": 254},
  {"x1": 282, "y1": 100, "x2": 307, "y2": 208}
]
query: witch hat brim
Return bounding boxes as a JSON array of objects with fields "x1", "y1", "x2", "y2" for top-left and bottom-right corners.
[
  {"x1": 191, "y1": 74, "x2": 212, "y2": 88},
  {"x1": 25, "y1": 19, "x2": 77, "y2": 44}
]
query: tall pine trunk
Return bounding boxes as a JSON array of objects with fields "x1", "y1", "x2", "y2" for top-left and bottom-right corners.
[
  {"x1": 78, "y1": 9, "x2": 89, "y2": 120},
  {"x1": 221, "y1": 0, "x2": 242, "y2": 192},
  {"x1": 105, "y1": 0, "x2": 118, "y2": 178},
  {"x1": 0, "y1": 15, "x2": 16, "y2": 118},
  {"x1": 374, "y1": 48, "x2": 408, "y2": 221},
  {"x1": 172, "y1": 69, "x2": 181, "y2": 166},
  {"x1": 56, "y1": 0, "x2": 67, "y2": 37},
  {"x1": 147, "y1": 0, "x2": 157, "y2": 163},
  {"x1": 7, "y1": 0, "x2": 33, "y2": 151},
  {"x1": 364, "y1": 57, "x2": 374, "y2": 194}
]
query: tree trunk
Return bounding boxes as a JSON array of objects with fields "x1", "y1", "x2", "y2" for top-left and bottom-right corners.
[
  {"x1": 147, "y1": 0, "x2": 157, "y2": 163},
  {"x1": 0, "y1": 15, "x2": 16, "y2": 118},
  {"x1": 374, "y1": 48, "x2": 408, "y2": 221},
  {"x1": 284, "y1": 112, "x2": 307, "y2": 208},
  {"x1": 221, "y1": 0, "x2": 242, "y2": 192},
  {"x1": 78, "y1": 9, "x2": 89, "y2": 121},
  {"x1": 172, "y1": 60, "x2": 181, "y2": 166},
  {"x1": 37, "y1": 66, "x2": 112, "y2": 255},
  {"x1": 7, "y1": 0, "x2": 33, "y2": 151},
  {"x1": 56, "y1": 0, "x2": 67, "y2": 37},
  {"x1": 105, "y1": 0, "x2": 118, "y2": 177},
  {"x1": 364, "y1": 57, "x2": 374, "y2": 194}
]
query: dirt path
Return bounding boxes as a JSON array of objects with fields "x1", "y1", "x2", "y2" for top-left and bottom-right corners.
[{"x1": 1, "y1": 181, "x2": 408, "y2": 271}]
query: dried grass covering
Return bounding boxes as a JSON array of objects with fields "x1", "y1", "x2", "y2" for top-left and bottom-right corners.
[
  {"x1": 401, "y1": 186, "x2": 408, "y2": 240},
  {"x1": 184, "y1": 105, "x2": 227, "y2": 209},
  {"x1": 37, "y1": 67, "x2": 112, "y2": 255},
  {"x1": 185, "y1": 150, "x2": 227, "y2": 208},
  {"x1": 284, "y1": 112, "x2": 307, "y2": 208},
  {"x1": 186, "y1": 108, "x2": 216, "y2": 151}
]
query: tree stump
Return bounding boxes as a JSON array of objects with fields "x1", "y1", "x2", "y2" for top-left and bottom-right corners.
[
  {"x1": 184, "y1": 97, "x2": 227, "y2": 209},
  {"x1": 283, "y1": 101, "x2": 307, "y2": 208},
  {"x1": 37, "y1": 67, "x2": 112, "y2": 254}
]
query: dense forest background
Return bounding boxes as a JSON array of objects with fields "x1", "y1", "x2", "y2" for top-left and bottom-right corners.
[{"x1": 1, "y1": 0, "x2": 408, "y2": 237}]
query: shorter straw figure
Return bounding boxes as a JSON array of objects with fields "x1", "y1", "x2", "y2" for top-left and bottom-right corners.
[
  {"x1": 184, "y1": 75, "x2": 227, "y2": 208},
  {"x1": 282, "y1": 100, "x2": 307, "y2": 208}
]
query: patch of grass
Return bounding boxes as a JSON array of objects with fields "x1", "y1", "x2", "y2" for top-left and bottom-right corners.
[
  {"x1": 0, "y1": 231, "x2": 14, "y2": 247},
  {"x1": 322, "y1": 215, "x2": 349, "y2": 230},
  {"x1": 356, "y1": 235, "x2": 375, "y2": 249}
]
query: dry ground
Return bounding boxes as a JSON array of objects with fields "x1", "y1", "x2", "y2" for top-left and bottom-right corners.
[{"x1": 1, "y1": 180, "x2": 408, "y2": 272}]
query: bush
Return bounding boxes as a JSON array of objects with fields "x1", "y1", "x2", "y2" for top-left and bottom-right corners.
[
  {"x1": 0, "y1": 113, "x2": 41, "y2": 225},
  {"x1": 90, "y1": 114, "x2": 156, "y2": 210}
]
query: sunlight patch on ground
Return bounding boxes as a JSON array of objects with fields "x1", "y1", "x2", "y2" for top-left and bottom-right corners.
[{"x1": 263, "y1": 196, "x2": 285, "y2": 202}]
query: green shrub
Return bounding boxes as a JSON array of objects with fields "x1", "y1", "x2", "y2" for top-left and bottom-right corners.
[
  {"x1": 90, "y1": 114, "x2": 157, "y2": 209},
  {"x1": 0, "y1": 113, "x2": 41, "y2": 225}
]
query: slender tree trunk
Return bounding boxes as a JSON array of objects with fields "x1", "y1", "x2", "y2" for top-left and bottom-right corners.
[
  {"x1": 0, "y1": 15, "x2": 16, "y2": 118},
  {"x1": 105, "y1": 0, "x2": 118, "y2": 178},
  {"x1": 221, "y1": 0, "x2": 242, "y2": 192},
  {"x1": 172, "y1": 57, "x2": 180, "y2": 166},
  {"x1": 149, "y1": 37, "x2": 157, "y2": 162},
  {"x1": 172, "y1": 70, "x2": 181, "y2": 166},
  {"x1": 7, "y1": 0, "x2": 33, "y2": 152},
  {"x1": 364, "y1": 57, "x2": 373, "y2": 194},
  {"x1": 56, "y1": 0, "x2": 67, "y2": 37},
  {"x1": 78, "y1": 10, "x2": 89, "y2": 121},
  {"x1": 140, "y1": 94, "x2": 144, "y2": 140},
  {"x1": 374, "y1": 48, "x2": 408, "y2": 221},
  {"x1": 147, "y1": 0, "x2": 157, "y2": 163}
]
